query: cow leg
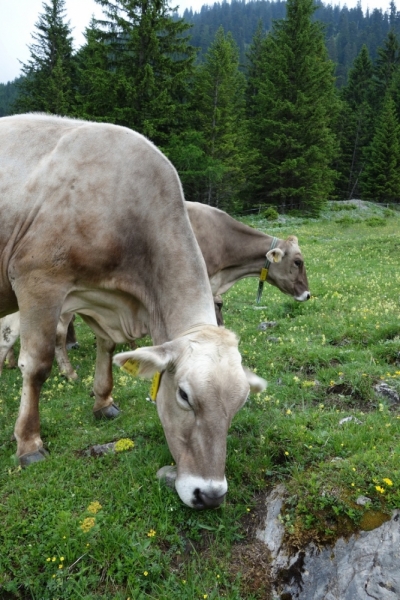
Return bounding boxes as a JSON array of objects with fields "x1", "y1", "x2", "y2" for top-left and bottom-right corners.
[
  {"x1": 0, "y1": 314, "x2": 21, "y2": 375},
  {"x1": 54, "y1": 312, "x2": 78, "y2": 380},
  {"x1": 66, "y1": 316, "x2": 79, "y2": 349},
  {"x1": 6, "y1": 347, "x2": 17, "y2": 369},
  {"x1": 92, "y1": 335, "x2": 120, "y2": 419},
  {"x1": 13, "y1": 309, "x2": 59, "y2": 465}
]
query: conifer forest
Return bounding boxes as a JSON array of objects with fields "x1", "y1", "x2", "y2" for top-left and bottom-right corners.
[{"x1": 2, "y1": 0, "x2": 400, "y2": 214}]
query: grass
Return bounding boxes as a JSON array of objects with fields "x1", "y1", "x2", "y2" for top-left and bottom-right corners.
[{"x1": 0, "y1": 201, "x2": 399, "y2": 599}]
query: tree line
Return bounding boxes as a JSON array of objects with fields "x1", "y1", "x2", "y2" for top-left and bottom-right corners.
[
  {"x1": 185, "y1": 0, "x2": 400, "y2": 86},
  {"x1": 3, "y1": 0, "x2": 400, "y2": 214}
]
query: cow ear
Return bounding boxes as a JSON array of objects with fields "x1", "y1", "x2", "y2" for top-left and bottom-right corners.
[
  {"x1": 266, "y1": 247, "x2": 284, "y2": 263},
  {"x1": 243, "y1": 367, "x2": 267, "y2": 393},
  {"x1": 113, "y1": 344, "x2": 175, "y2": 378}
]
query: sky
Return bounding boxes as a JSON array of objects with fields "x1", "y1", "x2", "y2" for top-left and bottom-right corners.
[{"x1": 0, "y1": 0, "x2": 395, "y2": 84}]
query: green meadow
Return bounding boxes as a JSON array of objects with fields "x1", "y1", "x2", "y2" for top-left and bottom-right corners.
[{"x1": 0, "y1": 201, "x2": 399, "y2": 599}]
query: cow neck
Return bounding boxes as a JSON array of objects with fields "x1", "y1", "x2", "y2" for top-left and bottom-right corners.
[
  {"x1": 216, "y1": 217, "x2": 277, "y2": 270},
  {"x1": 175, "y1": 323, "x2": 219, "y2": 339}
]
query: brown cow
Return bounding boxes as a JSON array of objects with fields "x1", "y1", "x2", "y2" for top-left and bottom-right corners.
[
  {"x1": 0, "y1": 114, "x2": 266, "y2": 509},
  {"x1": 0, "y1": 204, "x2": 309, "y2": 380}
]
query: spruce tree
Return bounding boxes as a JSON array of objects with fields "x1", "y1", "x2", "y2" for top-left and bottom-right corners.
[
  {"x1": 371, "y1": 29, "x2": 400, "y2": 106},
  {"x1": 77, "y1": 0, "x2": 196, "y2": 147},
  {"x1": 74, "y1": 21, "x2": 117, "y2": 122},
  {"x1": 360, "y1": 92, "x2": 400, "y2": 202},
  {"x1": 247, "y1": 0, "x2": 339, "y2": 215},
  {"x1": 334, "y1": 45, "x2": 374, "y2": 198},
  {"x1": 14, "y1": 0, "x2": 75, "y2": 115},
  {"x1": 188, "y1": 27, "x2": 252, "y2": 210}
]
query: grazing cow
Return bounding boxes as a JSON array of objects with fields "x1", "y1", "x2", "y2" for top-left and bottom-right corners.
[
  {"x1": 1, "y1": 205, "x2": 309, "y2": 414},
  {"x1": 0, "y1": 114, "x2": 266, "y2": 509},
  {"x1": 186, "y1": 201, "x2": 310, "y2": 301}
]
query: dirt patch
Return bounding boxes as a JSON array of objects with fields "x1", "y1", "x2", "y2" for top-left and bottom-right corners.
[{"x1": 229, "y1": 540, "x2": 273, "y2": 599}]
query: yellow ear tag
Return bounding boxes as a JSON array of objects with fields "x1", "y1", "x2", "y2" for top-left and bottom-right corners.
[
  {"x1": 149, "y1": 372, "x2": 161, "y2": 402},
  {"x1": 121, "y1": 359, "x2": 140, "y2": 377},
  {"x1": 260, "y1": 267, "x2": 268, "y2": 282}
]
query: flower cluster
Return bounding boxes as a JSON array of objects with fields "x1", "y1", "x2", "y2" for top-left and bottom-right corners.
[
  {"x1": 115, "y1": 438, "x2": 135, "y2": 452},
  {"x1": 80, "y1": 517, "x2": 96, "y2": 533},
  {"x1": 87, "y1": 501, "x2": 102, "y2": 514},
  {"x1": 147, "y1": 529, "x2": 156, "y2": 537}
]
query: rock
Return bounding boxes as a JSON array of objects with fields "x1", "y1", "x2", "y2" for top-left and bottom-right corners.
[
  {"x1": 258, "y1": 321, "x2": 278, "y2": 330},
  {"x1": 256, "y1": 485, "x2": 400, "y2": 599},
  {"x1": 339, "y1": 416, "x2": 363, "y2": 425},
  {"x1": 374, "y1": 383, "x2": 400, "y2": 405},
  {"x1": 85, "y1": 442, "x2": 116, "y2": 457},
  {"x1": 356, "y1": 495, "x2": 372, "y2": 506},
  {"x1": 156, "y1": 465, "x2": 177, "y2": 489}
]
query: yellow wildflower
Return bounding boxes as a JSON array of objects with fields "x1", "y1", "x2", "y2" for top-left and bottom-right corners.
[
  {"x1": 80, "y1": 517, "x2": 96, "y2": 533},
  {"x1": 115, "y1": 438, "x2": 135, "y2": 452},
  {"x1": 286, "y1": 409, "x2": 292, "y2": 415},
  {"x1": 147, "y1": 529, "x2": 156, "y2": 537},
  {"x1": 143, "y1": 571, "x2": 148, "y2": 576},
  {"x1": 375, "y1": 486, "x2": 385, "y2": 494},
  {"x1": 383, "y1": 478, "x2": 393, "y2": 486},
  {"x1": 87, "y1": 501, "x2": 102, "y2": 514}
]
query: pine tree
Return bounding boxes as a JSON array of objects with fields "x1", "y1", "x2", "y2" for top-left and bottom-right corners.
[
  {"x1": 334, "y1": 45, "x2": 374, "y2": 198},
  {"x1": 74, "y1": 20, "x2": 118, "y2": 122},
  {"x1": 187, "y1": 27, "x2": 252, "y2": 210},
  {"x1": 247, "y1": 0, "x2": 339, "y2": 215},
  {"x1": 77, "y1": 0, "x2": 196, "y2": 147},
  {"x1": 360, "y1": 92, "x2": 400, "y2": 201},
  {"x1": 14, "y1": 0, "x2": 75, "y2": 115},
  {"x1": 371, "y1": 28, "x2": 400, "y2": 107}
]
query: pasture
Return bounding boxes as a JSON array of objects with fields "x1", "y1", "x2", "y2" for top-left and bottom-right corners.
[{"x1": 0, "y1": 201, "x2": 399, "y2": 600}]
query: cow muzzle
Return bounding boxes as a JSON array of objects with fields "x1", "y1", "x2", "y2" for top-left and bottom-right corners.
[
  {"x1": 295, "y1": 290, "x2": 311, "y2": 301},
  {"x1": 175, "y1": 474, "x2": 228, "y2": 509}
]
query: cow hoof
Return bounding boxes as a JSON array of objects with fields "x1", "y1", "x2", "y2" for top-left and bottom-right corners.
[
  {"x1": 19, "y1": 447, "x2": 49, "y2": 467},
  {"x1": 93, "y1": 403, "x2": 121, "y2": 420},
  {"x1": 156, "y1": 465, "x2": 177, "y2": 489}
]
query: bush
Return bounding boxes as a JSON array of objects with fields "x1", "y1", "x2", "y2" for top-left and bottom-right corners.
[
  {"x1": 365, "y1": 216, "x2": 386, "y2": 227},
  {"x1": 330, "y1": 202, "x2": 357, "y2": 212},
  {"x1": 262, "y1": 206, "x2": 279, "y2": 221}
]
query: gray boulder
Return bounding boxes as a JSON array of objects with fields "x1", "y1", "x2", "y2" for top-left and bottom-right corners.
[{"x1": 256, "y1": 486, "x2": 400, "y2": 599}]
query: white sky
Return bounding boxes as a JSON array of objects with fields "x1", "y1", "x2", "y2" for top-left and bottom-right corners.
[{"x1": 0, "y1": 0, "x2": 395, "y2": 83}]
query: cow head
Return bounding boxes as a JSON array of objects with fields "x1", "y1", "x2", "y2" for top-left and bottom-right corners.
[
  {"x1": 266, "y1": 236, "x2": 310, "y2": 301},
  {"x1": 113, "y1": 326, "x2": 266, "y2": 509}
]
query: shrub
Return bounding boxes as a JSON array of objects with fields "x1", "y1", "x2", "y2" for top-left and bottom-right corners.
[
  {"x1": 262, "y1": 206, "x2": 279, "y2": 221},
  {"x1": 365, "y1": 216, "x2": 386, "y2": 227}
]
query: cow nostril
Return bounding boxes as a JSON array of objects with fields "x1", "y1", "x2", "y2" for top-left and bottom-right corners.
[
  {"x1": 192, "y1": 488, "x2": 226, "y2": 510},
  {"x1": 306, "y1": 292, "x2": 310, "y2": 300}
]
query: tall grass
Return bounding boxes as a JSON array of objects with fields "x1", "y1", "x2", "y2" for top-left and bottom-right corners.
[{"x1": 0, "y1": 202, "x2": 399, "y2": 599}]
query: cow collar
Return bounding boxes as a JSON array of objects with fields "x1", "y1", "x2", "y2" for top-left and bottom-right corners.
[{"x1": 256, "y1": 237, "x2": 278, "y2": 304}]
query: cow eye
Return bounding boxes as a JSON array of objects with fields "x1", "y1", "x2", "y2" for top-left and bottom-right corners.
[
  {"x1": 179, "y1": 388, "x2": 189, "y2": 403},
  {"x1": 294, "y1": 260, "x2": 302, "y2": 267}
]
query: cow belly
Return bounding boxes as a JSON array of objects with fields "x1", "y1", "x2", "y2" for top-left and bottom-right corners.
[{"x1": 62, "y1": 289, "x2": 149, "y2": 344}]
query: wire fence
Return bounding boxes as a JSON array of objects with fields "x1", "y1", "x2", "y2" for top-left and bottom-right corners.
[{"x1": 238, "y1": 199, "x2": 400, "y2": 216}]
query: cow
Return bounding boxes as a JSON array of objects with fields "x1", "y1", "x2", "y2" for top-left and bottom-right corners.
[
  {"x1": 0, "y1": 203, "x2": 309, "y2": 378},
  {"x1": 186, "y1": 201, "x2": 310, "y2": 301},
  {"x1": 0, "y1": 113, "x2": 266, "y2": 509}
]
